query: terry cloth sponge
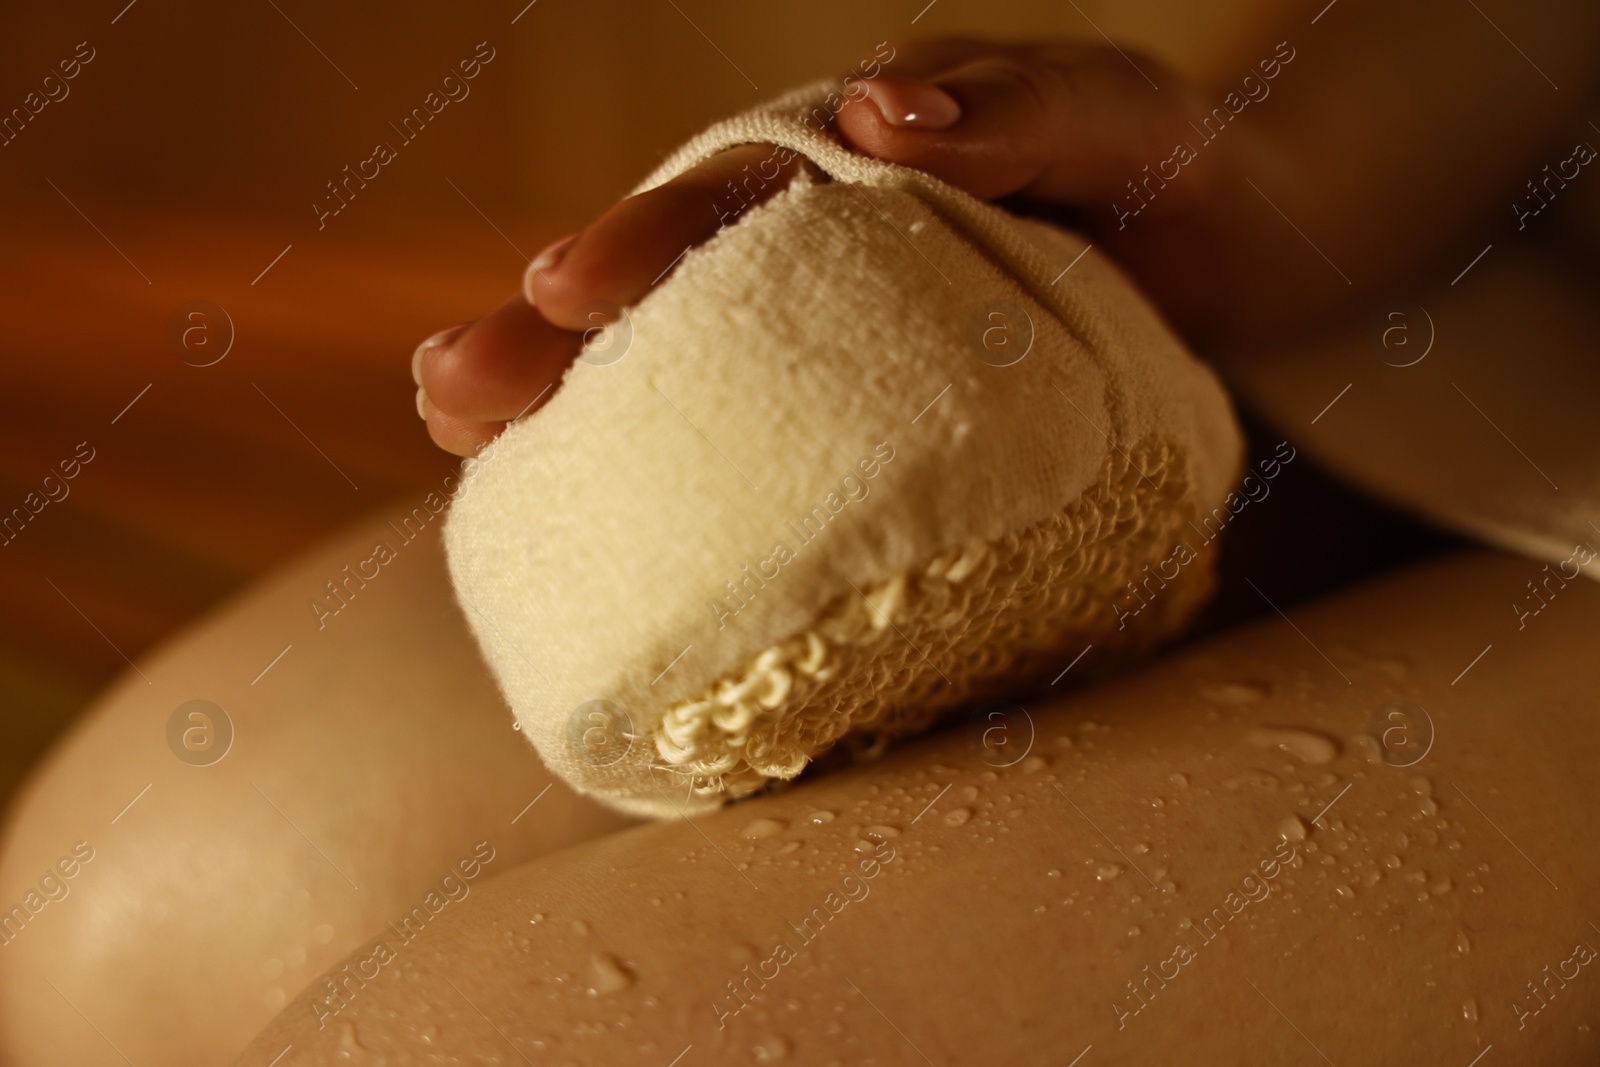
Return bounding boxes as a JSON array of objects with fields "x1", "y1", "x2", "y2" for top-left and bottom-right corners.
[{"x1": 445, "y1": 85, "x2": 1244, "y2": 818}]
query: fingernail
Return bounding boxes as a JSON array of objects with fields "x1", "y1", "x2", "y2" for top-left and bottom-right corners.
[
  {"x1": 863, "y1": 78, "x2": 961, "y2": 129},
  {"x1": 415, "y1": 387, "x2": 429, "y2": 420},
  {"x1": 528, "y1": 233, "x2": 578, "y2": 278},
  {"x1": 412, "y1": 323, "x2": 467, "y2": 385}
]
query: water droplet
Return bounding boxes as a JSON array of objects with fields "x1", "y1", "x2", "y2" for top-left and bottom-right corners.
[
  {"x1": 572, "y1": 919, "x2": 590, "y2": 935},
  {"x1": 1046, "y1": 868, "x2": 1062, "y2": 878},
  {"x1": 1169, "y1": 773, "x2": 1189, "y2": 789},
  {"x1": 264, "y1": 986, "x2": 286, "y2": 1010},
  {"x1": 806, "y1": 810, "x2": 836, "y2": 825},
  {"x1": 1223, "y1": 769, "x2": 1281, "y2": 791},
  {"x1": 1097, "y1": 864, "x2": 1124, "y2": 881},
  {"x1": 1248, "y1": 726, "x2": 1340, "y2": 764},
  {"x1": 1278, "y1": 815, "x2": 1311, "y2": 841},
  {"x1": 752, "y1": 1033, "x2": 793, "y2": 1061},
  {"x1": 312, "y1": 923, "x2": 334, "y2": 944},
  {"x1": 1128, "y1": 925, "x2": 1142, "y2": 937},
  {"x1": 1462, "y1": 998, "x2": 1479, "y2": 1022},
  {"x1": 263, "y1": 958, "x2": 283, "y2": 979},
  {"x1": 1429, "y1": 876, "x2": 1453, "y2": 894},
  {"x1": 1131, "y1": 842, "x2": 1151, "y2": 855},
  {"x1": 1419, "y1": 797, "x2": 1439, "y2": 816},
  {"x1": 339, "y1": 1020, "x2": 366, "y2": 1052},
  {"x1": 1409, "y1": 776, "x2": 1433, "y2": 796},
  {"x1": 530, "y1": 913, "x2": 545, "y2": 924},
  {"x1": 588, "y1": 952, "x2": 636, "y2": 995},
  {"x1": 778, "y1": 840, "x2": 801, "y2": 855},
  {"x1": 1360, "y1": 869, "x2": 1382, "y2": 887},
  {"x1": 1334, "y1": 883, "x2": 1355, "y2": 900},
  {"x1": 1202, "y1": 682, "x2": 1268, "y2": 705},
  {"x1": 1455, "y1": 930, "x2": 1472, "y2": 955},
  {"x1": 1019, "y1": 756, "x2": 1048, "y2": 773},
  {"x1": 944, "y1": 807, "x2": 972, "y2": 826},
  {"x1": 1383, "y1": 854, "x2": 1403, "y2": 870},
  {"x1": 862, "y1": 824, "x2": 901, "y2": 842},
  {"x1": 741, "y1": 818, "x2": 787, "y2": 840}
]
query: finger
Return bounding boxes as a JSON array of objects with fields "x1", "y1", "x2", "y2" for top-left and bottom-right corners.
[
  {"x1": 524, "y1": 143, "x2": 814, "y2": 329},
  {"x1": 837, "y1": 48, "x2": 1210, "y2": 210},
  {"x1": 422, "y1": 394, "x2": 506, "y2": 458},
  {"x1": 418, "y1": 296, "x2": 579, "y2": 423}
]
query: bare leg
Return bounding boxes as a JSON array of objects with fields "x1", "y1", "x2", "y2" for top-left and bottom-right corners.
[
  {"x1": 1217, "y1": 241, "x2": 1600, "y2": 568},
  {"x1": 241, "y1": 550, "x2": 1600, "y2": 1065},
  {"x1": 0, "y1": 507, "x2": 633, "y2": 1067}
]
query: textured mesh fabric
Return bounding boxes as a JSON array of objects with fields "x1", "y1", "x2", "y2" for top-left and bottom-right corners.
[{"x1": 655, "y1": 436, "x2": 1214, "y2": 803}]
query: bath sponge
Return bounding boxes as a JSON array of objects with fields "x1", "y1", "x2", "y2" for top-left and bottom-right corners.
[{"x1": 445, "y1": 86, "x2": 1243, "y2": 817}]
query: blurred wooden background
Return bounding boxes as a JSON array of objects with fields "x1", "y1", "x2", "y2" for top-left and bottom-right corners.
[{"x1": 0, "y1": 0, "x2": 1272, "y2": 806}]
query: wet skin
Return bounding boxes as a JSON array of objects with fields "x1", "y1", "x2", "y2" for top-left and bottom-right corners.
[{"x1": 239, "y1": 550, "x2": 1600, "y2": 1065}]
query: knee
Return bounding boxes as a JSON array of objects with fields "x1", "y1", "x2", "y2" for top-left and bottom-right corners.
[{"x1": 0, "y1": 512, "x2": 630, "y2": 1064}]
